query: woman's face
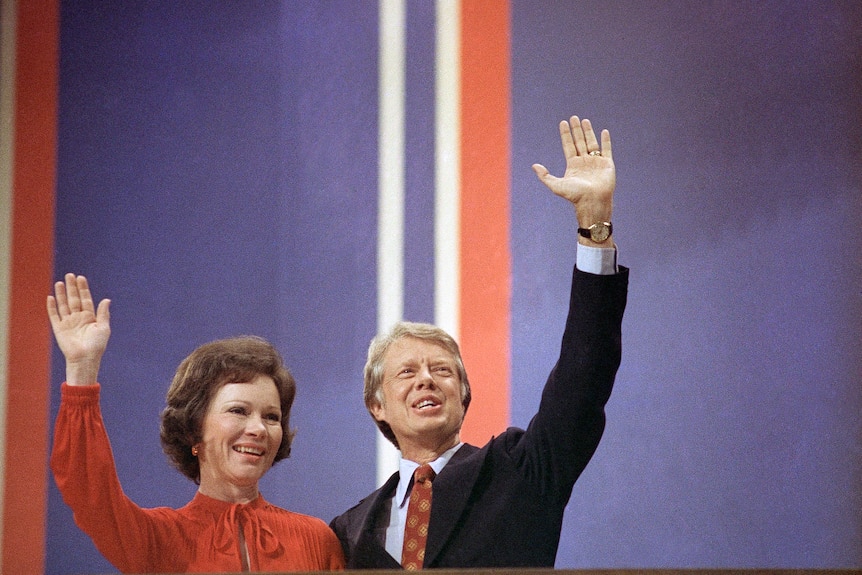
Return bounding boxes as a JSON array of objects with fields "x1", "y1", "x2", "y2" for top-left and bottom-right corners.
[{"x1": 197, "y1": 374, "x2": 283, "y2": 502}]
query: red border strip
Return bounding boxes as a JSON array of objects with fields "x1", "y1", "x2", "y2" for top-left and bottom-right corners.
[
  {"x1": 3, "y1": 0, "x2": 58, "y2": 572},
  {"x1": 458, "y1": 0, "x2": 511, "y2": 444}
]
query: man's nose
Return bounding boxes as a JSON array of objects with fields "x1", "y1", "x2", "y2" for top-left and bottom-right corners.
[{"x1": 415, "y1": 366, "x2": 436, "y2": 388}]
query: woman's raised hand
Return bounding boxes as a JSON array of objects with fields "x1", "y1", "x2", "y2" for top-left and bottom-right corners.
[{"x1": 47, "y1": 274, "x2": 111, "y2": 385}]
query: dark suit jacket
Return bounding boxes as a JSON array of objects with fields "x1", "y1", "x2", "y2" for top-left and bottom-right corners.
[{"x1": 331, "y1": 265, "x2": 629, "y2": 569}]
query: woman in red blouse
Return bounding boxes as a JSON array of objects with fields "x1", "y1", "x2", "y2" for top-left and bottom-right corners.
[{"x1": 48, "y1": 273, "x2": 345, "y2": 573}]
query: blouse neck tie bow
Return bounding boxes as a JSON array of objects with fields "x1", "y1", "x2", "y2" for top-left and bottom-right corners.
[{"x1": 214, "y1": 502, "x2": 282, "y2": 560}]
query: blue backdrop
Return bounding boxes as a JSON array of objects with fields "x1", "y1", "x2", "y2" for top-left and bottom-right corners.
[{"x1": 48, "y1": 1, "x2": 861, "y2": 573}]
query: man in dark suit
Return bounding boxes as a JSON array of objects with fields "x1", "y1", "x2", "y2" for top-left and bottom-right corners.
[{"x1": 330, "y1": 115, "x2": 629, "y2": 569}]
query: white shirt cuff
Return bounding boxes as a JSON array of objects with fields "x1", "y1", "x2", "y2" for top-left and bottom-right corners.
[{"x1": 576, "y1": 243, "x2": 619, "y2": 275}]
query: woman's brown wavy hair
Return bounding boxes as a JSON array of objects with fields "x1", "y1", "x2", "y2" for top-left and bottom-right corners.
[{"x1": 159, "y1": 336, "x2": 296, "y2": 483}]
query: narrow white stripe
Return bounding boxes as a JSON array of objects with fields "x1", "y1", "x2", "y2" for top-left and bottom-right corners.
[
  {"x1": 0, "y1": 0, "x2": 18, "y2": 559},
  {"x1": 376, "y1": 0, "x2": 405, "y2": 486},
  {"x1": 434, "y1": 0, "x2": 460, "y2": 341}
]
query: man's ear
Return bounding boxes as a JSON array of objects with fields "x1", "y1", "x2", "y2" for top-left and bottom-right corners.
[{"x1": 369, "y1": 401, "x2": 386, "y2": 423}]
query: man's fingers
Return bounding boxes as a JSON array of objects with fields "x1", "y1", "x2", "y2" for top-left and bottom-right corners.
[
  {"x1": 600, "y1": 129, "x2": 613, "y2": 160},
  {"x1": 558, "y1": 120, "x2": 576, "y2": 160},
  {"x1": 96, "y1": 299, "x2": 111, "y2": 325},
  {"x1": 532, "y1": 163, "x2": 549, "y2": 180},
  {"x1": 532, "y1": 163, "x2": 562, "y2": 192},
  {"x1": 569, "y1": 115, "x2": 588, "y2": 156},
  {"x1": 582, "y1": 119, "x2": 600, "y2": 153}
]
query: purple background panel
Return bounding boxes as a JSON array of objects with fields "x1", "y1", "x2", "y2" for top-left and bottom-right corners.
[
  {"x1": 50, "y1": 2, "x2": 379, "y2": 573},
  {"x1": 511, "y1": 0, "x2": 861, "y2": 568}
]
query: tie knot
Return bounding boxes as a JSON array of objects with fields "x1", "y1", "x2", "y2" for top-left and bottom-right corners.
[{"x1": 414, "y1": 464, "x2": 435, "y2": 485}]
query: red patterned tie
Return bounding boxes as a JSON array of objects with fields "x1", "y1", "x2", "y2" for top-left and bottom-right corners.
[{"x1": 401, "y1": 464, "x2": 435, "y2": 570}]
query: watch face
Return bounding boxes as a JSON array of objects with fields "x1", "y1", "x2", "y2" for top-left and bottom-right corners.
[{"x1": 590, "y1": 223, "x2": 610, "y2": 242}]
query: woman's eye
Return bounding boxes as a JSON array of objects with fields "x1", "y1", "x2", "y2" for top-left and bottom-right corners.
[
  {"x1": 266, "y1": 413, "x2": 281, "y2": 422},
  {"x1": 229, "y1": 407, "x2": 246, "y2": 415}
]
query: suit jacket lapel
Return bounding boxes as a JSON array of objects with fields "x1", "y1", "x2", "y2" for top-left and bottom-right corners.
[
  {"x1": 423, "y1": 443, "x2": 484, "y2": 566},
  {"x1": 352, "y1": 472, "x2": 402, "y2": 568}
]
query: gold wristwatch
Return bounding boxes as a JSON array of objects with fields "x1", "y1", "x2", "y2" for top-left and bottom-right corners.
[{"x1": 577, "y1": 221, "x2": 613, "y2": 243}]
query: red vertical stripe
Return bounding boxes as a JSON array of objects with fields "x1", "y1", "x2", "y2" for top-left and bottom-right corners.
[
  {"x1": 4, "y1": 0, "x2": 59, "y2": 572},
  {"x1": 458, "y1": 0, "x2": 511, "y2": 445}
]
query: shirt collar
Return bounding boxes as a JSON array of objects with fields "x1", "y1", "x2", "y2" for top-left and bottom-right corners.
[{"x1": 395, "y1": 443, "x2": 463, "y2": 508}]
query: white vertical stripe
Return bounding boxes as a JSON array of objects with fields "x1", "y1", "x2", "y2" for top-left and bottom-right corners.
[
  {"x1": 376, "y1": 0, "x2": 405, "y2": 486},
  {"x1": 375, "y1": 0, "x2": 462, "y2": 487},
  {"x1": 434, "y1": 0, "x2": 460, "y2": 340},
  {"x1": 0, "y1": 0, "x2": 18, "y2": 560}
]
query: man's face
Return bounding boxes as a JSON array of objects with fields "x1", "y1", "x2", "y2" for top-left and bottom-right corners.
[{"x1": 371, "y1": 337, "x2": 465, "y2": 461}]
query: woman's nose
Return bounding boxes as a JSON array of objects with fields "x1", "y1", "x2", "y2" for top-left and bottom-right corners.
[{"x1": 246, "y1": 415, "x2": 267, "y2": 435}]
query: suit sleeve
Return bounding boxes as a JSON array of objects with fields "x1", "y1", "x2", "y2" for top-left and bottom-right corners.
[{"x1": 511, "y1": 265, "x2": 629, "y2": 502}]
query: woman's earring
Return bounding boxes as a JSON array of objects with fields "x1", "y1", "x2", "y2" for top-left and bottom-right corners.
[{"x1": 191, "y1": 445, "x2": 199, "y2": 457}]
